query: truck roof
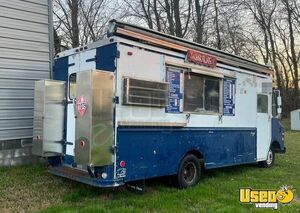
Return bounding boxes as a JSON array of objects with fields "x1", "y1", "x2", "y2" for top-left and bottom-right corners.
[
  {"x1": 56, "y1": 20, "x2": 273, "y2": 76},
  {"x1": 107, "y1": 19, "x2": 273, "y2": 76}
]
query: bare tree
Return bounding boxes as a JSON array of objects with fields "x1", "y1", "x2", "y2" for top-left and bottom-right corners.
[
  {"x1": 53, "y1": 0, "x2": 300, "y2": 116},
  {"x1": 281, "y1": 0, "x2": 300, "y2": 106},
  {"x1": 164, "y1": 0, "x2": 175, "y2": 35},
  {"x1": 245, "y1": 0, "x2": 283, "y2": 92},
  {"x1": 140, "y1": 0, "x2": 154, "y2": 29},
  {"x1": 213, "y1": 0, "x2": 221, "y2": 49},
  {"x1": 54, "y1": 0, "x2": 128, "y2": 48},
  {"x1": 153, "y1": 0, "x2": 162, "y2": 31},
  {"x1": 53, "y1": 27, "x2": 62, "y2": 54},
  {"x1": 194, "y1": 0, "x2": 210, "y2": 44},
  {"x1": 53, "y1": 0, "x2": 81, "y2": 48},
  {"x1": 125, "y1": 0, "x2": 192, "y2": 38}
]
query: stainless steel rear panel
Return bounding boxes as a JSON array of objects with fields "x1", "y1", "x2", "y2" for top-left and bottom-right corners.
[
  {"x1": 32, "y1": 80, "x2": 65, "y2": 157},
  {"x1": 75, "y1": 70, "x2": 115, "y2": 167}
]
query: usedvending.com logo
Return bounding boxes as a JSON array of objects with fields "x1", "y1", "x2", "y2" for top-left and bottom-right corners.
[{"x1": 240, "y1": 185, "x2": 294, "y2": 209}]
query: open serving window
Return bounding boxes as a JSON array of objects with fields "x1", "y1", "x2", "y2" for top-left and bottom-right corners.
[
  {"x1": 165, "y1": 63, "x2": 225, "y2": 115},
  {"x1": 184, "y1": 72, "x2": 223, "y2": 114}
]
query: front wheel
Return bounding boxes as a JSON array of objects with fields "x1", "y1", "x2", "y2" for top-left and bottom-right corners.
[
  {"x1": 176, "y1": 154, "x2": 201, "y2": 189},
  {"x1": 259, "y1": 148, "x2": 275, "y2": 168}
]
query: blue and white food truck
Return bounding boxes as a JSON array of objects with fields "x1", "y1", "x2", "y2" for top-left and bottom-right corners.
[{"x1": 32, "y1": 20, "x2": 285, "y2": 189}]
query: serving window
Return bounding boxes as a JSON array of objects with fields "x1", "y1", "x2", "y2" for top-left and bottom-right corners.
[{"x1": 184, "y1": 72, "x2": 221, "y2": 113}]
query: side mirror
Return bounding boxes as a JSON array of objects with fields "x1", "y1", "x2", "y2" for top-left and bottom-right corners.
[
  {"x1": 277, "y1": 96, "x2": 282, "y2": 107},
  {"x1": 277, "y1": 96, "x2": 282, "y2": 119},
  {"x1": 277, "y1": 107, "x2": 282, "y2": 114}
]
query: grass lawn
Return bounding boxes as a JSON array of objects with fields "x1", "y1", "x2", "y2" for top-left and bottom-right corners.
[{"x1": 1, "y1": 121, "x2": 299, "y2": 213}]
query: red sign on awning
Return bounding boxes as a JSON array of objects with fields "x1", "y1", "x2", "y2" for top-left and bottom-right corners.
[{"x1": 186, "y1": 49, "x2": 217, "y2": 68}]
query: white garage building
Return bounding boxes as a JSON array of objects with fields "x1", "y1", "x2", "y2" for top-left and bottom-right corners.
[{"x1": 0, "y1": 0, "x2": 52, "y2": 166}]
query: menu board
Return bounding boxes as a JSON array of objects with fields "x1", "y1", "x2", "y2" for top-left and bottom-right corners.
[
  {"x1": 166, "y1": 67, "x2": 183, "y2": 113},
  {"x1": 223, "y1": 78, "x2": 236, "y2": 116}
]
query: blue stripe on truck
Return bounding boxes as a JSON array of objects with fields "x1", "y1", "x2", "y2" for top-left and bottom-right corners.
[
  {"x1": 116, "y1": 127, "x2": 257, "y2": 182},
  {"x1": 96, "y1": 43, "x2": 118, "y2": 71},
  {"x1": 53, "y1": 56, "x2": 69, "y2": 81}
]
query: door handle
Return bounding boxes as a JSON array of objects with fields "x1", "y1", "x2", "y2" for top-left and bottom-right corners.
[{"x1": 73, "y1": 98, "x2": 77, "y2": 118}]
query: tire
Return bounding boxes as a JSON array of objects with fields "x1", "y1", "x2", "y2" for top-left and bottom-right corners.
[
  {"x1": 177, "y1": 154, "x2": 201, "y2": 189},
  {"x1": 259, "y1": 148, "x2": 275, "y2": 168}
]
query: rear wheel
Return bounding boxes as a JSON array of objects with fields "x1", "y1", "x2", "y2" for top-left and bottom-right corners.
[
  {"x1": 177, "y1": 154, "x2": 201, "y2": 189},
  {"x1": 259, "y1": 148, "x2": 275, "y2": 168}
]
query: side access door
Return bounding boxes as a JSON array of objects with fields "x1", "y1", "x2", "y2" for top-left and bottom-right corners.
[
  {"x1": 75, "y1": 70, "x2": 115, "y2": 167},
  {"x1": 256, "y1": 92, "x2": 272, "y2": 161}
]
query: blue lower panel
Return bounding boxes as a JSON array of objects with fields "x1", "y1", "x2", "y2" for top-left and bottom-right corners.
[
  {"x1": 117, "y1": 127, "x2": 257, "y2": 182},
  {"x1": 271, "y1": 118, "x2": 285, "y2": 152}
]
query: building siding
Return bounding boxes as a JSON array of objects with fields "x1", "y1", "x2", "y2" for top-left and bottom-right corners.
[{"x1": 0, "y1": 0, "x2": 52, "y2": 165}]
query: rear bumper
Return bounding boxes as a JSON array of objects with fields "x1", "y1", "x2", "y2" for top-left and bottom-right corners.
[{"x1": 48, "y1": 166, "x2": 124, "y2": 188}]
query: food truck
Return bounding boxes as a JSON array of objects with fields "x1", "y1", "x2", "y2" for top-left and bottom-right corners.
[{"x1": 32, "y1": 20, "x2": 285, "y2": 189}]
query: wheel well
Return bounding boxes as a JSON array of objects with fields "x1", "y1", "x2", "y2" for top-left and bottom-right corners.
[
  {"x1": 177, "y1": 150, "x2": 205, "y2": 172},
  {"x1": 271, "y1": 141, "x2": 281, "y2": 152},
  {"x1": 186, "y1": 150, "x2": 204, "y2": 160}
]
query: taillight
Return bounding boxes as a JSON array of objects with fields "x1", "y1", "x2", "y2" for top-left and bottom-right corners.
[
  {"x1": 120, "y1": 160, "x2": 126, "y2": 168},
  {"x1": 80, "y1": 140, "x2": 85, "y2": 148}
]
